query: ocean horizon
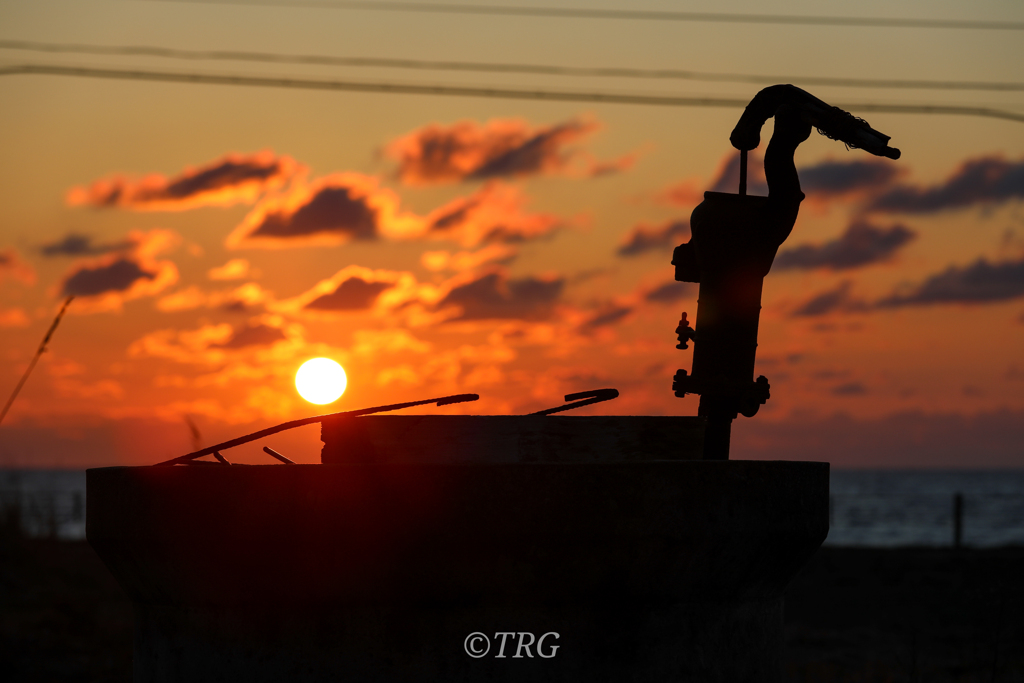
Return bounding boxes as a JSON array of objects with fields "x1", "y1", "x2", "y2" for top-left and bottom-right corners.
[{"x1": 2, "y1": 467, "x2": 1023, "y2": 547}]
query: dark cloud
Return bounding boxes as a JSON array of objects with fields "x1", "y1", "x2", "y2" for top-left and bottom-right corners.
[
  {"x1": 228, "y1": 174, "x2": 410, "y2": 248},
  {"x1": 61, "y1": 258, "x2": 156, "y2": 296},
  {"x1": 774, "y1": 221, "x2": 916, "y2": 271},
  {"x1": 386, "y1": 118, "x2": 621, "y2": 184},
  {"x1": 437, "y1": 271, "x2": 564, "y2": 321},
  {"x1": 67, "y1": 151, "x2": 299, "y2": 211},
  {"x1": 579, "y1": 305, "x2": 633, "y2": 332},
  {"x1": 877, "y1": 255, "x2": 1024, "y2": 307},
  {"x1": 617, "y1": 220, "x2": 690, "y2": 257},
  {"x1": 799, "y1": 159, "x2": 901, "y2": 197},
  {"x1": 869, "y1": 155, "x2": 1024, "y2": 214},
  {"x1": 40, "y1": 233, "x2": 133, "y2": 257},
  {"x1": 211, "y1": 323, "x2": 287, "y2": 349},
  {"x1": 305, "y1": 277, "x2": 394, "y2": 311},
  {"x1": 251, "y1": 186, "x2": 377, "y2": 240},
  {"x1": 643, "y1": 281, "x2": 695, "y2": 303},
  {"x1": 791, "y1": 281, "x2": 866, "y2": 317}
]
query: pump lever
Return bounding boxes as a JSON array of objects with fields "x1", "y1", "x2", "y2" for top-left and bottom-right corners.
[{"x1": 528, "y1": 388, "x2": 619, "y2": 416}]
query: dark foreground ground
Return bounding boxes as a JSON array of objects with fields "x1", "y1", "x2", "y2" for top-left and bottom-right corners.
[{"x1": 1, "y1": 536, "x2": 1022, "y2": 682}]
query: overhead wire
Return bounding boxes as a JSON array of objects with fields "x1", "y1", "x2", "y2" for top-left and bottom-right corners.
[
  {"x1": 2, "y1": 63, "x2": 1022, "y2": 124},
  {"x1": 2, "y1": 39, "x2": 1022, "y2": 93},
  {"x1": 142, "y1": 0, "x2": 1024, "y2": 31}
]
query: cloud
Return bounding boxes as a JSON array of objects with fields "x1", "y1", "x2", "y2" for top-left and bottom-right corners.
[
  {"x1": 869, "y1": 154, "x2": 1024, "y2": 214},
  {"x1": 643, "y1": 281, "x2": 695, "y2": 303},
  {"x1": 306, "y1": 278, "x2": 394, "y2": 312},
  {"x1": 774, "y1": 221, "x2": 916, "y2": 271},
  {"x1": 877, "y1": 255, "x2": 1024, "y2": 307},
  {"x1": 578, "y1": 304, "x2": 633, "y2": 333},
  {"x1": 791, "y1": 281, "x2": 867, "y2": 317},
  {"x1": 210, "y1": 323, "x2": 288, "y2": 349},
  {"x1": 421, "y1": 244, "x2": 518, "y2": 272},
  {"x1": 156, "y1": 282, "x2": 270, "y2": 313},
  {"x1": 208, "y1": 258, "x2": 251, "y2": 280},
  {"x1": 617, "y1": 220, "x2": 690, "y2": 257},
  {"x1": 386, "y1": 117, "x2": 626, "y2": 184},
  {"x1": 422, "y1": 182, "x2": 562, "y2": 246},
  {"x1": 39, "y1": 233, "x2": 134, "y2": 257},
  {"x1": 433, "y1": 270, "x2": 564, "y2": 322},
  {"x1": 799, "y1": 158, "x2": 902, "y2": 198},
  {"x1": 226, "y1": 173, "x2": 419, "y2": 248},
  {"x1": 129, "y1": 315, "x2": 303, "y2": 365},
  {"x1": 653, "y1": 179, "x2": 703, "y2": 207},
  {"x1": 0, "y1": 307, "x2": 30, "y2": 327},
  {"x1": 275, "y1": 266, "x2": 417, "y2": 316},
  {"x1": 0, "y1": 248, "x2": 36, "y2": 285},
  {"x1": 57, "y1": 230, "x2": 179, "y2": 312},
  {"x1": 66, "y1": 151, "x2": 301, "y2": 211}
]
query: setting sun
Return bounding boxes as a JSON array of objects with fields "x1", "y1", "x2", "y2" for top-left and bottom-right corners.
[{"x1": 295, "y1": 358, "x2": 348, "y2": 405}]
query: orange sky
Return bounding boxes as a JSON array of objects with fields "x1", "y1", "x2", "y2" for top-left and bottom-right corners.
[{"x1": 1, "y1": 0, "x2": 1022, "y2": 468}]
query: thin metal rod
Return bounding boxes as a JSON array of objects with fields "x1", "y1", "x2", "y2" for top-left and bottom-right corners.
[
  {"x1": 263, "y1": 446, "x2": 296, "y2": 464},
  {"x1": 154, "y1": 393, "x2": 479, "y2": 466},
  {"x1": 0, "y1": 296, "x2": 74, "y2": 427},
  {"x1": 738, "y1": 149, "x2": 748, "y2": 195},
  {"x1": 528, "y1": 388, "x2": 619, "y2": 416}
]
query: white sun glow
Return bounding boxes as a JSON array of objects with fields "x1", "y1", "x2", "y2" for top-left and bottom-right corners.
[{"x1": 295, "y1": 357, "x2": 348, "y2": 405}]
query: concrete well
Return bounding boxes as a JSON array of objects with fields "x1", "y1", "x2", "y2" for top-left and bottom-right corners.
[{"x1": 87, "y1": 416, "x2": 828, "y2": 682}]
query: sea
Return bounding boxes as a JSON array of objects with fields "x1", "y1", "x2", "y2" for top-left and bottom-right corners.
[{"x1": 1, "y1": 468, "x2": 1022, "y2": 546}]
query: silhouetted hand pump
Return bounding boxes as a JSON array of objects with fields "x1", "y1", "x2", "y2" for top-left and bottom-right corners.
[{"x1": 672, "y1": 85, "x2": 899, "y2": 460}]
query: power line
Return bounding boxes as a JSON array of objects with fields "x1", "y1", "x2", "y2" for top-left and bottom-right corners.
[
  {"x1": 3, "y1": 63, "x2": 1022, "y2": 124},
  {"x1": 2, "y1": 39, "x2": 1022, "y2": 93},
  {"x1": 144, "y1": 0, "x2": 1024, "y2": 31}
]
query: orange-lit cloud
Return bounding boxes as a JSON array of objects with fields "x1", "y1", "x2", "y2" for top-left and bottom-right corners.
[
  {"x1": 129, "y1": 314, "x2": 303, "y2": 365},
  {"x1": 208, "y1": 258, "x2": 252, "y2": 280},
  {"x1": 774, "y1": 221, "x2": 916, "y2": 271},
  {"x1": 156, "y1": 282, "x2": 271, "y2": 313},
  {"x1": 869, "y1": 154, "x2": 1024, "y2": 214},
  {"x1": 0, "y1": 248, "x2": 36, "y2": 285},
  {"x1": 431, "y1": 269, "x2": 565, "y2": 322},
  {"x1": 422, "y1": 182, "x2": 562, "y2": 246},
  {"x1": 58, "y1": 230, "x2": 179, "y2": 313},
  {"x1": 226, "y1": 173, "x2": 419, "y2": 248},
  {"x1": 66, "y1": 151, "x2": 301, "y2": 211},
  {"x1": 0, "y1": 307, "x2": 30, "y2": 327},
  {"x1": 386, "y1": 117, "x2": 629, "y2": 184},
  {"x1": 421, "y1": 244, "x2": 518, "y2": 272},
  {"x1": 274, "y1": 265, "x2": 417, "y2": 315}
]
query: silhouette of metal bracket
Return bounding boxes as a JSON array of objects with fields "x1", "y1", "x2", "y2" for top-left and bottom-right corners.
[{"x1": 673, "y1": 371, "x2": 770, "y2": 417}]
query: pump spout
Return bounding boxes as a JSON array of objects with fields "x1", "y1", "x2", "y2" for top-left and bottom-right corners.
[{"x1": 730, "y1": 84, "x2": 901, "y2": 160}]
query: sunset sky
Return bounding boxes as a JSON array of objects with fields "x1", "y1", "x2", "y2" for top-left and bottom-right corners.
[{"x1": 1, "y1": 0, "x2": 1022, "y2": 468}]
